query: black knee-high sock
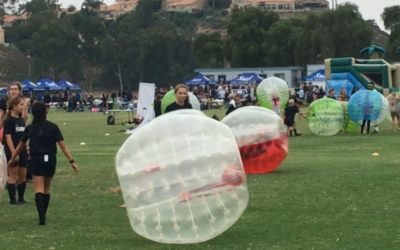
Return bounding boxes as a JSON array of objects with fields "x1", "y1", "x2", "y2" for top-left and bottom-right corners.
[
  {"x1": 17, "y1": 182, "x2": 26, "y2": 202},
  {"x1": 361, "y1": 120, "x2": 366, "y2": 134},
  {"x1": 8, "y1": 183, "x2": 17, "y2": 202},
  {"x1": 294, "y1": 129, "x2": 299, "y2": 135},
  {"x1": 44, "y1": 194, "x2": 50, "y2": 215},
  {"x1": 35, "y1": 193, "x2": 46, "y2": 225},
  {"x1": 367, "y1": 120, "x2": 371, "y2": 134},
  {"x1": 289, "y1": 130, "x2": 293, "y2": 137}
]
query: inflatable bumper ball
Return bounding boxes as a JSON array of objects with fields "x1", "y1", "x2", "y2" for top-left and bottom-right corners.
[
  {"x1": 221, "y1": 106, "x2": 288, "y2": 174},
  {"x1": 348, "y1": 90, "x2": 389, "y2": 125},
  {"x1": 161, "y1": 91, "x2": 200, "y2": 113},
  {"x1": 116, "y1": 110, "x2": 249, "y2": 244},
  {"x1": 307, "y1": 98, "x2": 344, "y2": 136}
]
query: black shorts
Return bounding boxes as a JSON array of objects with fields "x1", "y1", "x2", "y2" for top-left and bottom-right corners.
[
  {"x1": 285, "y1": 120, "x2": 294, "y2": 127},
  {"x1": 30, "y1": 154, "x2": 57, "y2": 177},
  {"x1": 6, "y1": 152, "x2": 28, "y2": 168}
]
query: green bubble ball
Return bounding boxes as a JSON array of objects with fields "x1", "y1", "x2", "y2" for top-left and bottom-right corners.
[
  {"x1": 307, "y1": 98, "x2": 344, "y2": 136},
  {"x1": 256, "y1": 77, "x2": 289, "y2": 110},
  {"x1": 161, "y1": 90, "x2": 200, "y2": 113}
]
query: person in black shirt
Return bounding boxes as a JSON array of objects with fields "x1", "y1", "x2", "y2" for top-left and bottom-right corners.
[
  {"x1": 8, "y1": 102, "x2": 79, "y2": 225},
  {"x1": 165, "y1": 84, "x2": 193, "y2": 113},
  {"x1": 0, "y1": 82, "x2": 30, "y2": 130},
  {"x1": 3, "y1": 95, "x2": 28, "y2": 205},
  {"x1": 225, "y1": 94, "x2": 236, "y2": 116},
  {"x1": 154, "y1": 94, "x2": 162, "y2": 117},
  {"x1": 284, "y1": 99, "x2": 301, "y2": 137}
]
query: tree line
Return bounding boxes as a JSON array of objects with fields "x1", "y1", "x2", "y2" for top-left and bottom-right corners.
[{"x1": 1, "y1": 0, "x2": 400, "y2": 91}]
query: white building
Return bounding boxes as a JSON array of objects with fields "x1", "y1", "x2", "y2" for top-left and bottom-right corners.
[
  {"x1": 306, "y1": 64, "x2": 324, "y2": 76},
  {"x1": 194, "y1": 66, "x2": 304, "y2": 87}
]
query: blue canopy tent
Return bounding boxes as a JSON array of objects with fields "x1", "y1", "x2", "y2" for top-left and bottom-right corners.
[
  {"x1": 36, "y1": 78, "x2": 61, "y2": 91},
  {"x1": 0, "y1": 88, "x2": 7, "y2": 95},
  {"x1": 184, "y1": 74, "x2": 218, "y2": 85},
  {"x1": 21, "y1": 79, "x2": 45, "y2": 91},
  {"x1": 302, "y1": 69, "x2": 325, "y2": 82},
  {"x1": 56, "y1": 79, "x2": 82, "y2": 90},
  {"x1": 226, "y1": 73, "x2": 264, "y2": 84}
]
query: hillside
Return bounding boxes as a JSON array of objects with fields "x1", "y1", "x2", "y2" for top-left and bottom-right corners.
[
  {"x1": 0, "y1": 10, "x2": 390, "y2": 84},
  {"x1": 0, "y1": 44, "x2": 30, "y2": 85}
]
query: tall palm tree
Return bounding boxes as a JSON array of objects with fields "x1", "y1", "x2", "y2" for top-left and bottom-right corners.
[{"x1": 359, "y1": 44, "x2": 388, "y2": 59}]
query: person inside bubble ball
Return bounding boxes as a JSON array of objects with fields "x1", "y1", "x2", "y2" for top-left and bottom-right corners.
[
  {"x1": 165, "y1": 84, "x2": 193, "y2": 113},
  {"x1": 361, "y1": 89, "x2": 373, "y2": 135},
  {"x1": 367, "y1": 83, "x2": 379, "y2": 134},
  {"x1": 388, "y1": 92, "x2": 400, "y2": 131}
]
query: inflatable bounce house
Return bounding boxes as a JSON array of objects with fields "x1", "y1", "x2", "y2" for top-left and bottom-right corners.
[{"x1": 324, "y1": 57, "x2": 400, "y2": 96}]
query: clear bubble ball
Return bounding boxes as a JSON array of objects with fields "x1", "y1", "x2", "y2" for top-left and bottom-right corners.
[
  {"x1": 116, "y1": 109, "x2": 249, "y2": 244},
  {"x1": 0, "y1": 145, "x2": 7, "y2": 202},
  {"x1": 221, "y1": 106, "x2": 288, "y2": 174}
]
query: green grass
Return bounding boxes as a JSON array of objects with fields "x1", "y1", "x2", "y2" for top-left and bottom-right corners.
[{"x1": 1, "y1": 108, "x2": 400, "y2": 249}]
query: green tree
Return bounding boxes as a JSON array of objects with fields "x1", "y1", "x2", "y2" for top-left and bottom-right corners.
[
  {"x1": 24, "y1": 0, "x2": 60, "y2": 16},
  {"x1": 359, "y1": 44, "x2": 388, "y2": 59},
  {"x1": 192, "y1": 32, "x2": 224, "y2": 67}
]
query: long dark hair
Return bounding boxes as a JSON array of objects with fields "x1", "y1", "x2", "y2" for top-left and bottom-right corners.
[
  {"x1": 174, "y1": 84, "x2": 189, "y2": 104},
  {"x1": 30, "y1": 102, "x2": 47, "y2": 136},
  {"x1": 4, "y1": 95, "x2": 25, "y2": 120}
]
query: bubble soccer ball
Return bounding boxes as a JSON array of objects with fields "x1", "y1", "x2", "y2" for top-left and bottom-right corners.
[
  {"x1": 0, "y1": 144, "x2": 7, "y2": 202},
  {"x1": 348, "y1": 90, "x2": 389, "y2": 125},
  {"x1": 256, "y1": 77, "x2": 289, "y2": 110},
  {"x1": 341, "y1": 102, "x2": 359, "y2": 133},
  {"x1": 307, "y1": 98, "x2": 344, "y2": 136},
  {"x1": 116, "y1": 109, "x2": 249, "y2": 244},
  {"x1": 221, "y1": 106, "x2": 288, "y2": 174},
  {"x1": 161, "y1": 90, "x2": 200, "y2": 113}
]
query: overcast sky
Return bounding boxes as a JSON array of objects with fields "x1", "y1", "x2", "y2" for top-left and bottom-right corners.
[{"x1": 59, "y1": 0, "x2": 398, "y2": 32}]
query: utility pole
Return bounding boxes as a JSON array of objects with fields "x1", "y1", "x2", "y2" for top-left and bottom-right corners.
[{"x1": 25, "y1": 49, "x2": 32, "y2": 78}]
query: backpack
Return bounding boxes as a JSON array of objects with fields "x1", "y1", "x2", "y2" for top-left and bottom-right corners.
[
  {"x1": 306, "y1": 91, "x2": 313, "y2": 99},
  {"x1": 107, "y1": 115, "x2": 115, "y2": 125}
]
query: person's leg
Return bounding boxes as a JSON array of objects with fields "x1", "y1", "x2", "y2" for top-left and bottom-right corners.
[
  {"x1": 33, "y1": 176, "x2": 46, "y2": 225},
  {"x1": 367, "y1": 120, "x2": 371, "y2": 134},
  {"x1": 396, "y1": 114, "x2": 400, "y2": 129},
  {"x1": 43, "y1": 177, "x2": 53, "y2": 216},
  {"x1": 17, "y1": 166, "x2": 27, "y2": 203},
  {"x1": 392, "y1": 116, "x2": 396, "y2": 131},
  {"x1": 7, "y1": 165, "x2": 19, "y2": 205},
  {"x1": 293, "y1": 122, "x2": 301, "y2": 136},
  {"x1": 361, "y1": 120, "x2": 366, "y2": 134},
  {"x1": 289, "y1": 126, "x2": 294, "y2": 137}
]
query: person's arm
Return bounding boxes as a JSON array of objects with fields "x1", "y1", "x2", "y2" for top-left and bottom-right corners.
[
  {"x1": 8, "y1": 141, "x2": 26, "y2": 164},
  {"x1": 22, "y1": 98, "x2": 30, "y2": 122},
  {"x1": 3, "y1": 120, "x2": 15, "y2": 153},
  {"x1": 0, "y1": 109, "x2": 5, "y2": 130},
  {"x1": 55, "y1": 125, "x2": 79, "y2": 173}
]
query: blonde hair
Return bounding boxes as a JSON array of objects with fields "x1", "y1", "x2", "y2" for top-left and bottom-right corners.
[{"x1": 229, "y1": 94, "x2": 235, "y2": 100}]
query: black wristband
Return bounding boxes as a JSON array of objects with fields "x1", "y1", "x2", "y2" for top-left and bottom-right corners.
[{"x1": 70, "y1": 159, "x2": 75, "y2": 164}]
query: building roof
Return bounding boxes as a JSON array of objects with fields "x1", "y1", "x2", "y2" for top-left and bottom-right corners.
[
  {"x1": 195, "y1": 67, "x2": 305, "y2": 72},
  {"x1": 247, "y1": 0, "x2": 295, "y2": 3},
  {"x1": 99, "y1": 0, "x2": 138, "y2": 12},
  {"x1": 169, "y1": 0, "x2": 199, "y2": 7}
]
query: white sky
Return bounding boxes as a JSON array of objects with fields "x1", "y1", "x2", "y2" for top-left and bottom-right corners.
[{"x1": 59, "y1": 0, "x2": 399, "y2": 32}]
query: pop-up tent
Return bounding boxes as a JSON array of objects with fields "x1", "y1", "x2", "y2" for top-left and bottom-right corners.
[
  {"x1": 56, "y1": 79, "x2": 82, "y2": 90},
  {"x1": 302, "y1": 69, "x2": 325, "y2": 82},
  {"x1": 36, "y1": 78, "x2": 61, "y2": 91},
  {"x1": 226, "y1": 73, "x2": 264, "y2": 84},
  {"x1": 21, "y1": 79, "x2": 45, "y2": 91},
  {"x1": 184, "y1": 74, "x2": 218, "y2": 85}
]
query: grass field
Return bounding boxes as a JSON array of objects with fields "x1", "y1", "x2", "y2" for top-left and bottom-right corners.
[{"x1": 1, "y1": 108, "x2": 400, "y2": 250}]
